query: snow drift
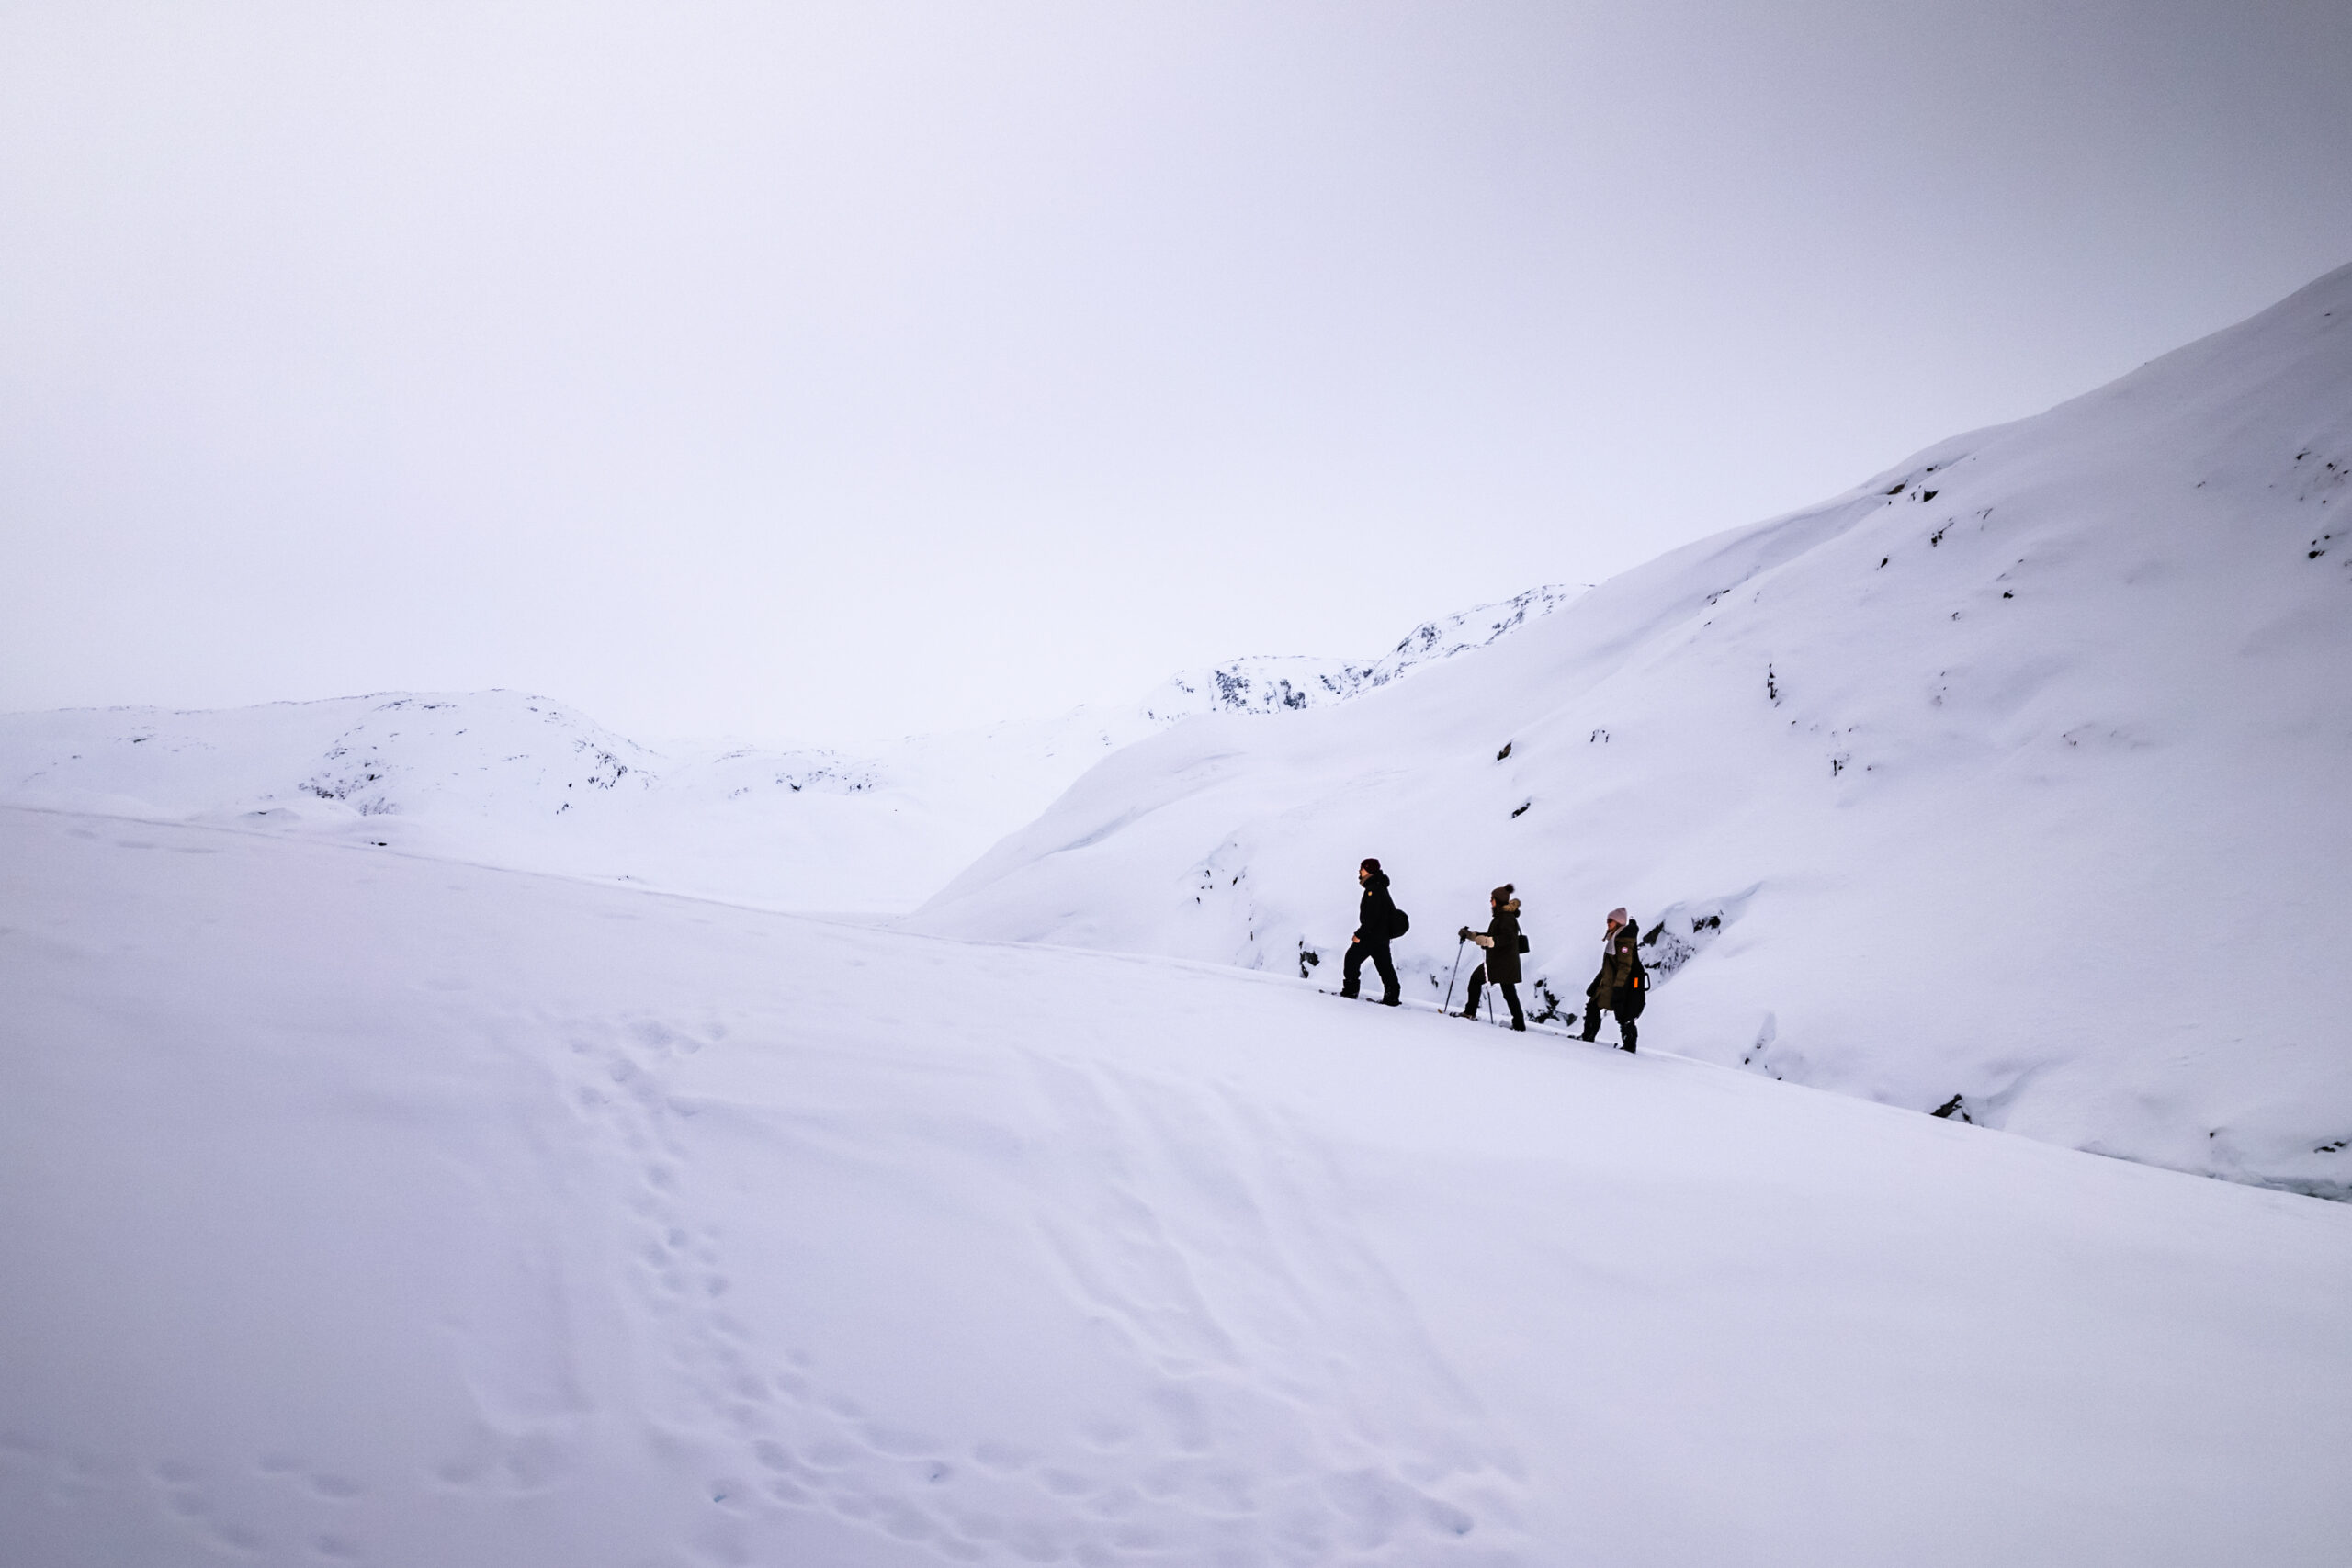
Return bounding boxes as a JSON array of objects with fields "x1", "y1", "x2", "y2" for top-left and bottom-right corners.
[
  {"x1": 6, "y1": 806, "x2": 2349, "y2": 1566},
  {"x1": 914, "y1": 263, "x2": 2352, "y2": 1199}
]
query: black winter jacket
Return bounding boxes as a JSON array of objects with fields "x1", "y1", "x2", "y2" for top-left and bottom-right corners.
[
  {"x1": 1356, "y1": 873, "x2": 1398, "y2": 942},
  {"x1": 1483, "y1": 908, "x2": 1523, "y2": 985}
]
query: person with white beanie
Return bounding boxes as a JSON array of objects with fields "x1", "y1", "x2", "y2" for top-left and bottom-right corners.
[{"x1": 1578, "y1": 906, "x2": 1646, "y2": 1052}]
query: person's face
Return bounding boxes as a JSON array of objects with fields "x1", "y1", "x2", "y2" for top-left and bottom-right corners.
[
  {"x1": 1359, "y1": 869, "x2": 1370, "y2": 884},
  {"x1": 1606, "y1": 915, "x2": 1622, "y2": 933}
]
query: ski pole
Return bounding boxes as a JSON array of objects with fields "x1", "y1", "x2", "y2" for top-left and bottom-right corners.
[{"x1": 1442, "y1": 931, "x2": 1468, "y2": 1015}]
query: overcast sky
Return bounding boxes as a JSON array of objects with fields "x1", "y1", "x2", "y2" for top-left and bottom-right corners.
[{"x1": 5, "y1": 2, "x2": 2349, "y2": 746}]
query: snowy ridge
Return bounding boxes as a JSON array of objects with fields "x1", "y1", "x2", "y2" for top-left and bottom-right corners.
[
  {"x1": 914, "y1": 263, "x2": 2352, "y2": 1200},
  {"x1": 2, "y1": 689, "x2": 663, "y2": 819},
  {"x1": 0, "y1": 588, "x2": 1575, "y2": 910},
  {"x1": 288, "y1": 694, "x2": 658, "y2": 815},
  {"x1": 0, "y1": 688, "x2": 961, "y2": 909},
  {"x1": 1139, "y1": 584, "x2": 1582, "y2": 719}
]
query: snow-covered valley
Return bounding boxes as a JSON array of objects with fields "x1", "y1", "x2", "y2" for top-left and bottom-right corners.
[{"x1": 6, "y1": 807, "x2": 2347, "y2": 1567}]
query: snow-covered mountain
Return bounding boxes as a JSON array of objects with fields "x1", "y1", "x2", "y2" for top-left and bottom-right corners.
[
  {"x1": 1136, "y1": 584, "x2": 1583, "y2": 719},
  {"x1": 0, "y1": 587, "x2": 1580, "y2": 911},
  {"x1": 0, "y1": 689, "x2": 917, "y2": 908},
  {"x1": 913, "y1": 263, "x2": 2352, "y2": 1201}
]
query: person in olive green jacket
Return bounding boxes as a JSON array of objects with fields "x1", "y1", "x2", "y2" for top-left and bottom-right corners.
[
  {"x1": 1579, "y1": 906, "x2": 1645, "y2": 1052},
  {"x1": 1459, "y1": 884, "x2": 1526, "y2": 1031}
]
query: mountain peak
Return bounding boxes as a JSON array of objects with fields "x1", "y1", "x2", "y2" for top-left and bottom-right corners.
[{"x1": 1139, "y1": 583, "x2": 1586, "y2": 721}]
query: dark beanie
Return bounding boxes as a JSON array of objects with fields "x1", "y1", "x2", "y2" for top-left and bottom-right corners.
[
  {"x1": 1491, "y1": 883, "x2": 1515, "y2": 904},
  {"x1": 1360, "y1": 857, "x2": 1382, "y2": 873}
]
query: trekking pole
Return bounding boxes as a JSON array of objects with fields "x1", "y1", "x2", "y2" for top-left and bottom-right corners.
[{"x1": 1442, "y1": 931, "x2": 1468, "y2": 1015}]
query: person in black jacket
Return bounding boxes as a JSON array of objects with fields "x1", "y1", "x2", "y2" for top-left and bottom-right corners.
[
  {"x1": 1340, "y1": 857, "x2": 1403, "y2": 1006},
  {"x1": 1458, "y1": 884, "x2": 1526, "y2": 1031}
]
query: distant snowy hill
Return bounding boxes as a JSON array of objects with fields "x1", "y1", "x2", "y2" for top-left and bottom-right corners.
[
  {"x1": 0, "y1": 689, "x2": 917, "y2": 908},
  {"x1": 0, "y1": 587, "x2": 1580, "y2": 910},
  {"x1": 913, "y1": 263, "x2": 2352, "y2": 1200}
]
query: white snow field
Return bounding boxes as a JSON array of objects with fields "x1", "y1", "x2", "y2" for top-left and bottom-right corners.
[
  {"x1": 0, "y1": 590, "x2": 1578, "y2": 916},
  {"x1": 915, "y1": 263, "x2": 2352, "y2": 1201},
  {"x1": 5, "y1": 804, "x2": 2349, "y2": 1568}
]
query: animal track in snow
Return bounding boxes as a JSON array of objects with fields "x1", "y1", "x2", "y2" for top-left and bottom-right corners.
[{"x1": 528, "y1": 1003, "x2": 1532, "y2": 1563}]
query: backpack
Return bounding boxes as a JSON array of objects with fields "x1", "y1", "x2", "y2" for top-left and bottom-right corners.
[
  {"x1": 1620, "y1": 950, "x2": 1650, "y2": 1018},
  {"x1": 1389, "y1": 907, "x2": 1411, "y2": 938}
]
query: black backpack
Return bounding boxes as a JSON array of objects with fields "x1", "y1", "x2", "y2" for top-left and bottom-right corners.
[
  {"x1": 1389, "y1": 907, "x2": 1411, "y2": 938},
  {"x1": 1621, "y1": 949, "x2": 1650, "y2": 1017}
]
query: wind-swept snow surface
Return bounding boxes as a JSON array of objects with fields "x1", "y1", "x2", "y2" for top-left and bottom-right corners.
[
  {"x1": 4, "y1": 806, "x2": 2350, "y2": 1566},
  {"x1": 916, "y1": 264, "x2": 2352, "y2": 1198},
  {"x1": 0, "y1": 590, "x2": 1579, "y2": 914}
]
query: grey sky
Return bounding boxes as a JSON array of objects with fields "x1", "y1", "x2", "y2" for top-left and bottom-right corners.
[{"x1": 5, "y1": 1, "x2": 2348, "y2": 746}]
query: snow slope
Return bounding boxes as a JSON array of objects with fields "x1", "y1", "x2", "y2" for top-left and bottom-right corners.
[
  {"x1": 915, "y1": 263, "x2": 2352, "y2": 1199},
  {"x1": 6, "y1": 803, "x2": 2349, "y2": 1567},
  {"x1": 0, "y1": 589, "x2": 1580, "y2": 913}
]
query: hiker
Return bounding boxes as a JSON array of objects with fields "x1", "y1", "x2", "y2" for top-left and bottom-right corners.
[
  {"x1": 1340, "y1": 858, "x2": 1404, "y2": 1006},
  {"x1": 1579, "y1": 907, "x2": 1645, "y2": 1052},
  {"x1": 1457, "y1": 884, "x2": 1526, "y2": 1031}
]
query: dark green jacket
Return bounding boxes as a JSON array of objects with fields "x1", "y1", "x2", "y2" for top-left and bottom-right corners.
[{"x1": 1590, "y1": 921, "x2": 1640, "y2": 996}]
